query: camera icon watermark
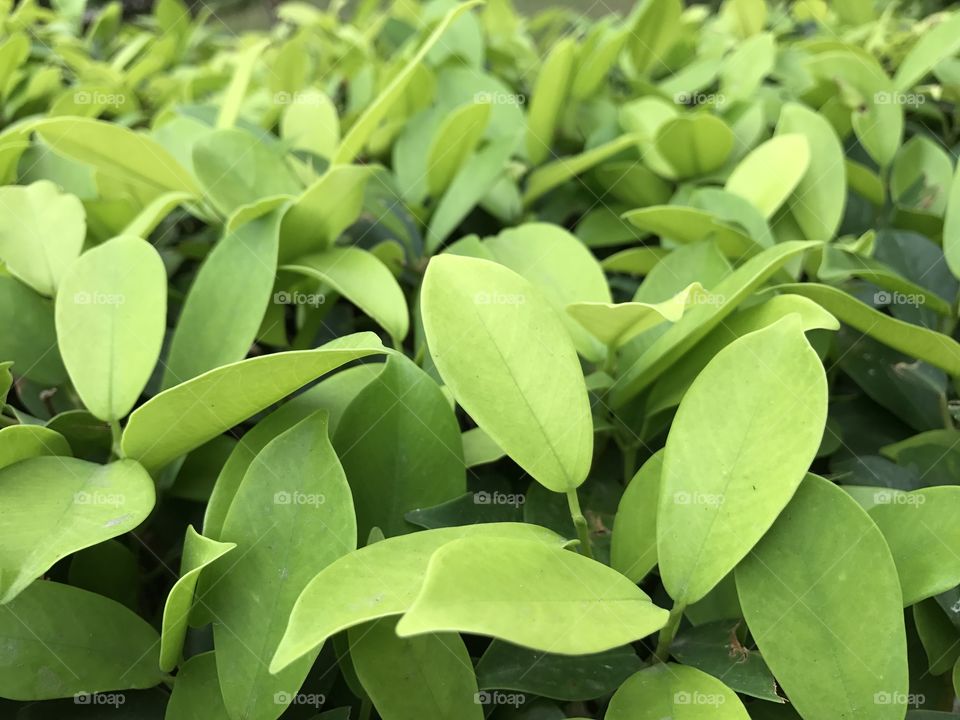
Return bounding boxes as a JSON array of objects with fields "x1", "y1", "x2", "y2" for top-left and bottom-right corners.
[
  {"x1": 874, "y1": 91, "x2": 926, "y2": 106},
  {"x1": 74, "y1": 91, "x2": 126, "y2": 107},
  {"x1": 474, "y1": 691, "x2": 526, "y2": 707},
  {"x1": 674, "y1": 91, "x2": 725, "y2": 106},
  {"x1": 474, "y1": 291, "x2": 525, "y2": 305},
  {"x1": 673, "y1": 491, "x2": 725, "y2": 507},
  {"x1": 74, "y1": 692, "x2": 125, "y2": 707},
  {"x1": 873, "y1": 290, "x2": 925, "y2": 308},
  {"x1": 74, "y1": 291, "x2": 125, "y2": 306},
  {"x1": 475, "y1": 91, "x2": 525, "y2": 106},
  {"x1": 674, "y1": 690, "x2": 726, "y2": 706},
  {"x1": 872, "y1": 490, "x2": 925, "y2": 506},
  {"x1": 474, "y1": 490, "x2": 525, "y2": 507},
  {"x1": 274, "y1": 291, "x2": 326, "y2": 308},
  {"x1": 874, "y1": 691, "x2": 923, "y2": 707},
  {"x1": 273, "y1": 491, "x2": 326, "y2": 507},
  {"x1": 74, "y1": 491, "x2": 125, "y2": 508},
  {"x1": 273, "y1": 691, "x2": 325, "y2": 707}
]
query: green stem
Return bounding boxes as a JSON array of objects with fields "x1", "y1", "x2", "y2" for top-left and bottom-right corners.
[
  {"x1": 654, "y1": 603, "x2": 686, "y2": 663},
  {"x1": 566, "y1": 489, "x2": 594, "y2": 560},
  {"x1": 109, "y1": 419, "x2": 123, "y2": 459}
]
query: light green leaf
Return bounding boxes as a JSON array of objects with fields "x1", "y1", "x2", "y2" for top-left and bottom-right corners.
[
  {"x1": 349, "y1": 618, "x2": 483, "y2": 720},
  {"x1": 869, "y1": 487, "x2": 960, "y2": 606},
  {"x1": 35, "y1": 117, "x2": 200, "y2": 196},
  {"x1": 334, "y1": 355, "x2": 465, "y2": 539},
  {"x1": 121, "y1": 333, "x2": 388, "y2": 473},
  {"x1": 611, "y1": 450, "x2": 662, "y2": 583},
  {"x1": 427, "y1": 132, "x2": 519, "y2": 253},
  {"x1": 654, "y1": 115, "x2": 734, "y2": 179},
  {"x1": 946, "y1": 160, "x2": 960, "y2": 279},
  {"x1": 428, "y1": 101, "x2": 491, "y2": 196},
  {"x1": 421, "y1": 255, "x2": 593, "y2": 492},
  {"x1": 55, "y1": 236, "x2": 166, "y2": 421},
  {"x1": 335, "y1": 1, "x2": 482, "y2": 164},
  {"x1": 216, "y1": 39, "x2": 269, "y2": 130},
  {"x1": 568, "y1": 283, "x2": 703, "y2": 349},
  {"x1": 736, "y1": 475, "x2": 908, "y2": 720},
  {"x1": 893, "y1": 12, "x2": 960, "y2": 91},
  {"x1": 523, "y1": 133, "x2": 639, "y2": 206},
  {"x1": 658, "y1": 316, "x2": 827, "y2": 604},
  {"x1": 279, "y1": 165, "x2": 370, "y2": 261},
  {"x1": 280, "y1": 88, "x2": 340, "y2": 159},
  {"x1": 725, "y1": 134, "x2": 810, "y2": 218},
  {"x1": 0, "y1": 180, "x2": 85, "y2": 297},
  {"x1": 526, "y1": 37, "x2": 576, "y2": 165},
  {"x1": 0, "y1": 581, "x2": 162, "y2": 700},
  {"x1": 202, "y1": 363, "x2": 380, "y2": 541},
  {"x1": 605, "y1": 663, "x2": 750, "y2": 719},
  {"x1": 205, "y1": 411, "x2": 356, "y2": 720},
  {"x1": 611, "y1": 240, "x2": 819, "y2": 405},
  {"x1": 396, "y1": 536, "x2": 669, "y2": 654},
  {"x1": 462, "y1": 427, "x2": 506, "y2": 467},
  {"x1": 159, "y1": 526, "x2": 234, "y2": 672},
  {"x1": 719, "y1": 32, "x2": 775, "y2": 102},
  {"x1": 192, "y1": 129, "x2": 301, "y2": 217},
  {"x1": 0, "y1": 457, "x2": 154, "y2": 604},
  {"x1": 283, "y1": 246, "x2": 409, "y2": 343},
  {"x1": 270, "y1": 523, "x2": 565, "y2": 673},
  {"x1": 162, "y1": 208, "x2": 283, "y2": 388},
  {"x1": 0, "y1": 424, "x2": 71, "y2": 470},
  {"x1": 485, "y1": 222, "x2": 612, "y2": 361},
  {"x1": 771, "y1": 283, "x2": 960, "y2": 375},
  {"x1": 776, "y1": 102, "x2": 846, "y2": 240},
  {"x1": 628, "y1": 0, "x2": 682, "y2": 74},
  {"x1": 121, "y1": 190, "x2": 194, "y2": 239},
  {"x1": 644, "y1": 293, "x2": 839, "y2": 421},
  {"x1": 623, "y1": 206, "x2": 757, "y2": 258}
]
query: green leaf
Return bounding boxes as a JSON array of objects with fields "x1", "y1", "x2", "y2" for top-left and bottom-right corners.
[
  {"x1": 658, "y1": 315, "x2": 827, "y2": 604},
  {"x1": 121, "y1": 333, "x2": 388, "y2": 473},
  {"x1": 869, "y1": 487, "x2": 960, "y2": 606},
  {"x1": 270, "y1": 523, "x2": 565, "y2": 673},
  {"x1": 192, "y1": 129, "x2": 301, "y2": 217},
  {"x1": 606, "y1": 664, "x2": 750, "y2": 718},
  {"x1": 349, "y1": 618, "x2": 483, "y2": 720},
  {"x1": 654, "y1": 115, "x2": 734, "y2": 179},
  {"x1": 0, "y1": 457, "x2": 154, "y2": 603},
  {"x1": 202, "y1": 363, "x2": 380, "y2": 540},
  {"x1": 771, "y1": 283, "x2": 960, "y2": 375},
  {"x1": 428, "y1": 101, "x2": 491, "y2": 196},
  {"x1": 283, "y1": 246, "x2": 409, "y2": 343},
  {"x1": 396, "y1": 536, "x2": 669, "y2": 654},
  {"x1": 334, "y1": 1, "x2": 482, "y2": 164},
  {"x1": 0, "y1": 581, "x2": 162, "y2": 700},
  {"x1": 627, "y1": 0, "x2": 682, "y2": 74},
  {"x1": 623, "y1": 206, "x2": 757, "y2": 258},
  {"x1": 526, "y1": 37, "x2": 576, "y2": 165},
  {"x1": 485, "y1": 222, "x2": 612, "y2": 360},
  {"x1": 476, "y1": 641, "x2": 643, "y2": 701},
  {"x1": 946, "y1": 161, "x2": 960, "y2": 279},
  {"x1": 162, "y1": 208, "x2": 283, "y2": 388},
  {"x1": 670, "y1": 620, "x2": 784, "y2": 702},
  {"x1": 158, "y1": 526, "x2": 234, "y2": 672},
  {"x1": 523, "y1": 133, "x2": 639, "y2": 206},
  {"x1": 35, "y1": 117, "x2": 200, "y2": 196},
  {"x1": 611, "y1": 240, "x2": 819, "y2": 405},
  {"x1": 165, "y1": 652, "x2": 230, "y2": 720},
  {"x1": 334, "y1": 355, "x2": 465, "y2": 539},
  {"x1": 204, "y1": 411, "x2": 356, "y2": 720},
  {"x1": 279, "y1": 89, "x2": 340, "y2": 159},
  {"x1": 611, "y1": 450, "x2": 662, "y2": 583},
  {"x1": 0, "y1": 274, "x2": 65, "y2": 386},
  {"x1": 644, "y1": 293, "x2": 839, "y2": 421},
  {"x1": 568, "y1": 284, "x2": 702, "y2": 349},
  {"x1": 216, "y1": 39, "x2": 269, "y2": 129},
  {"x1": 893, "y1": 12, "x2": 960, "y2": 91},
  {"x1": 421, "y1": 255, "x2": 593, "y2": 493},
  {"x1": 0, "y1": 180, "x2": 85, "y2": 296},
  {"x1": 279, "y1": 165, "x2": 370, "y2": 261},
  {"x1": 725, "y1": 134, "x2": 810, "y2": 218},
  {"x1": 0, "y1": 424, "x2": 71, "y2": 470},
  {"x1": 776, "y1": 102, "x2": 846, "y2": 241},
  {"x1": 55, "y1": 236, "x2": 166, "y2": 421},
  {"x1": 736, "y1": 475, "x2": 908, "y2": 720}
]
